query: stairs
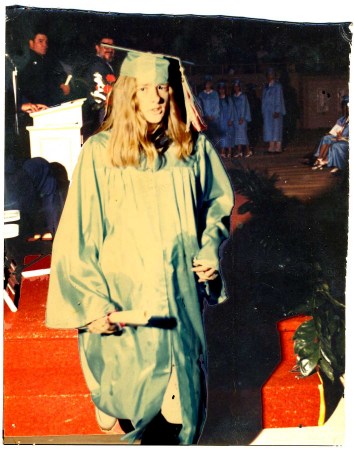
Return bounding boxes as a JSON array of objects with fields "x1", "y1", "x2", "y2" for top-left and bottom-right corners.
[
  {"x1": 3, "y1": 255, "x2": 325, "y2": 439},
  {"x1": 262, "y1": 315, "x2": 325, "y2": 428},
  {"x1": 3, "y1": 272, "x2": 124, "y2": 438}
]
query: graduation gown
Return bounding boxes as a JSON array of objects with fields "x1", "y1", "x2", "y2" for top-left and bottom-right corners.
[
  {"x1": 46, "y1": 131, "x2": 234, "y2": 444},
  {"x1": 328, "y1": 119, "x2": 349, "y2": 170},
  {"x1": 262, "y1": 81, "x2": 286, "y2": 142},
  {"x1": 218, "y1": 97, "x2": 234, "y2": 148},
  {"x1": 198, "y1": 90, "x2": 220, "y2": 145},
  {"x1": 232, "y1": 93, "x2": 251, "y2": 146}
]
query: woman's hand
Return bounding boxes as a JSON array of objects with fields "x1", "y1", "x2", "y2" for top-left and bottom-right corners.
[
  {"x1": 192, "y1": 260, "x2": 219, "y2": 282},
  {"x1": 87, "y1": 315, "x2": 118, "y2": 334}
]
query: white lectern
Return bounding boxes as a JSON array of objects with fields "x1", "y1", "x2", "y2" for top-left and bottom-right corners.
[{"x1": 26, "y1": 98, "x2": 86, "y2": 180}]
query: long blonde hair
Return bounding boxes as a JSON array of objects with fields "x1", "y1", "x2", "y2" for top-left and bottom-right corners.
[{"x1": 99, "y1": 75, "x2": 193, "y2": 167}]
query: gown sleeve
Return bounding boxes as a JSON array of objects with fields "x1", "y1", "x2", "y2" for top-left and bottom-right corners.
[
  {"x1": 46, "y1": 136, "x2": 116, "y2": 329},
  {"x1": 275, "y1": 84, "x2": 286, "y2": 115},
  {"x1": 244, "y1": 95, "x2": 252, "y2": 122},
  {"x1": 194, "y1": 135, "x2": 234, "y2": 302}
]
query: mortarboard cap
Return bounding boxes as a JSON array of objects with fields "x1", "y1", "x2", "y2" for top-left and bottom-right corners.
[{"x1": 120, "y1": 51, "x2": 170, "y2": 85}]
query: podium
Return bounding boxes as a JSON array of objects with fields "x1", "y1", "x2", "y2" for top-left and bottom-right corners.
[{"x1": 26, "y1": 98, "x2": 86, "y2": 180}]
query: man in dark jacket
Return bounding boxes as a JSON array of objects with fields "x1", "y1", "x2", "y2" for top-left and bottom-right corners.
[
  {"x1": 18, "y1": 32, "x2": 70, "y2": 107},
  {"x1": 82, "y1": 36, "x2": 119, "y2": 140}
]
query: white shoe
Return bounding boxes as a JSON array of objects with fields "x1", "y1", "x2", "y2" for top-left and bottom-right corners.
[{"x1": 95, "y1": 406, "x2": 117, "y2": 432}]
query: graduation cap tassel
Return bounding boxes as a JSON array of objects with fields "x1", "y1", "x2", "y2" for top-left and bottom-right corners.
[{"x1": 179, "y1": 63, "x2": 206, "y2": 132}]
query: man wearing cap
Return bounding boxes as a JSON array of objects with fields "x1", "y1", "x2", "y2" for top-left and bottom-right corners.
[
  {"x1": 261, "y1": 68, "x2": 286, "y2": 153},
  {"x1": 46, "y1": 49, "x2": 234, "y2": 445},
  {"x1": 82, "y1": 36, "x2": 119, "y2": 140}
]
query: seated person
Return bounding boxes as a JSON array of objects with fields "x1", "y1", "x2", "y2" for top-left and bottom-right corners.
[
  {"x1": 327, "y1": 119, "x2": 349, "y2": 175},
  {"x1": 312, "y1": 95, "x2": 349, "y2": 170},
  {"x1": 4, "y1": 156, "x2": 68, "y2": 242}
]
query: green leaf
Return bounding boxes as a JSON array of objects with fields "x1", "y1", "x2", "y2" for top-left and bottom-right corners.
[
  {"x1": 294, "y1": 338, "x2": 308, "y2": 353},
  {"x1": 293, "y1": 319, "x2": 316, "y2": 339},
  {"x1": 297, "y1": 341, "x2": 319, "y2": 359},
  {"x1": 298, "y1": 353, "x2": 319, "y2": 377}
]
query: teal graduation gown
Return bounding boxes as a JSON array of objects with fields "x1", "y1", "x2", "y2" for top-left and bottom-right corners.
[{"x1": 46, "y1": 131, "x2": 234, "y2": 444}]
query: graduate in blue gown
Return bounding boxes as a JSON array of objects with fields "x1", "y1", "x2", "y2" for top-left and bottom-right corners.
[
  {"x1": 217, "y1": 81, "x2": 234, "y2": 158},
  {"x1": 328, "y1": 131, "x2": 349, "y2": 173},
  {"x1": 328, "y1": 101, "x2": 349, "y2": 174},
  {"x1": 231, "y1": 80, "x2": 252, "y2": 158},
  {"x1": 312, "y1": 96, "x2": 349, "y2": 173},
  {"x1": 198, "y1": 76, "x2": 220, "y2": 146},
  {"x1": 262, "y1": 68, "x2": 286, "y2": 153}
]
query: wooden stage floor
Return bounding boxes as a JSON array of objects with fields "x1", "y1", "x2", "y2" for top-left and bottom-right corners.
[{"x1": 223, "y1": 144, "x2": 341, "y2": 203}]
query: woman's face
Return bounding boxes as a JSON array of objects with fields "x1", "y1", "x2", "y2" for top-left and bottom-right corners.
[
  {"x1": 233, "y1": 84, "x2": 241, "y2": 94},
  {"x1": 136, "y1": 83, "x2": 170, "y2": 125}
]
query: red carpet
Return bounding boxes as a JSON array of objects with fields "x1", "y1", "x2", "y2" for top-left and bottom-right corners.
[{"x1": 3, "y1": 274, "x2": 123, "y2": 437}]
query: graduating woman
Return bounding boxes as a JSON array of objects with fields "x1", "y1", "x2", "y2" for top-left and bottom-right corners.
[{"x1": 46, "y1": 50, "x2": 234, "y2": 445}]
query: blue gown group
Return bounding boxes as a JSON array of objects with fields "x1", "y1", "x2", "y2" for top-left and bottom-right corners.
[{"x1": 199, "y1": 88, "x2": 253, "y2": 150}]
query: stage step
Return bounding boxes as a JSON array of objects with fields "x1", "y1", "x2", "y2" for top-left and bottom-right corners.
[
  {"x1": 3, "y1": 275, "x2": 124, "y2": 438},
  {"x1": 262, "y1": 316, "x2": 325, "y2": 428}
]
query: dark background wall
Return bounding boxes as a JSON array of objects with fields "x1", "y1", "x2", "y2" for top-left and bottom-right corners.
[
  {"x1": 5, "y1": 6, "x2": 351, "y2": 75},
  {"x1": 5, "y1": 5, "x2": 351, "y2": 132}
]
